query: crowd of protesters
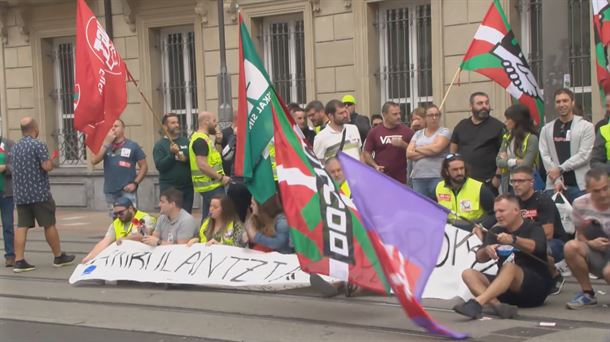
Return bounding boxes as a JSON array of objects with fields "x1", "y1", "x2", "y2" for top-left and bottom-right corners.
[{"x1": 2, "y1": 88, "x2": 609, "y2": 320}]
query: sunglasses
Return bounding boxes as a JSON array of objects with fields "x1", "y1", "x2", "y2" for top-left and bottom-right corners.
[
  {"x1": 445, "y1": 153, "x2": 461, "y2": 161},
  {"x1": 112, "y1": 209, "x2": 128, "y2": 218}
]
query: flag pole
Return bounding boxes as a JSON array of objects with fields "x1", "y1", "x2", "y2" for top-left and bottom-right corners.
[
  {"x1": 125, "y1": 68, "x2": 174, "y2": 145},
  {"x1": 438, "y1": 67, "x2": 461, "y2": 111}
]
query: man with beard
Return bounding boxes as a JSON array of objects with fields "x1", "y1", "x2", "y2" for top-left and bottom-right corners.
[
  {"x1": 363, "y1": 101, "x2": 414, "y2": 184},
  {"x1": 455, "y1": 194, "x2": 552, "y2": 319},
  {"x1": 82, "y1": 197, "x2": 155, "y2": 263},
  {"x1": 450, "y1": 92, "x2": 504, "y2": 193},
  {"x1": 153, "y1": 113, "x2": 193, "y2": 213},
  {"x1": 539, "y1": 88, "x2": 594, "y2": 203},
  {"x1": 342, "y1": 95, "x2": 371, "y2": 143},
  {"x1": 189, "y1": 112, "x2": 230, "y2": 221},
  {"x1": 435, "y1": 154, "x2": 495, "y2": 231},
  {"x1": 305, "y1": 100, "x2": 330, "y2": 134},
  {"x1": 313, "y1": 100, "x2": 362, "y2": 161},
  {"x1": 91, "y1": 119, "x2": 148, "y2": 210}
]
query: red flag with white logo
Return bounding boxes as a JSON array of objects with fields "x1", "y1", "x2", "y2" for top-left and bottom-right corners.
[{"x1": 74, "y1": 0, "x2": 127, "y2": 154}]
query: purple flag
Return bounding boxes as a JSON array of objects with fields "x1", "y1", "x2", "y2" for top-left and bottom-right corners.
[
  {"x1": 337, "y1": 152, "x2": 467, "y2": 340},
  {"x1": 337, "y1": 152, "x2": 449, "y2": 299}
]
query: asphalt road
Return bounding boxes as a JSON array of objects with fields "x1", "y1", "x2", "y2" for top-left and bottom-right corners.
[{"x1": 0, "y1": 209, "x2": 608, "y2": 341}]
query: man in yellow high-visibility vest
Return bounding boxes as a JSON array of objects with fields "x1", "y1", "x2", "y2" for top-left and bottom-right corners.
[
  {"x1": 189, "y1": 112, "x2": 230, "y2": 222},
  {"x1": 591, "y1": 122, "x2": 610, "y2": 174}
]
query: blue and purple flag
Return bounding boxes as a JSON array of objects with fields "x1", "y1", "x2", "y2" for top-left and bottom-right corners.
[{"x1": 337, "y1": 152, "x2": 468, "y2": 340}]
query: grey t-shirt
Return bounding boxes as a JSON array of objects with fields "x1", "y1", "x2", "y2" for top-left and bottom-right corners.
[
  {"x1": 154, "y1": 209, "x2": 198, "y2": 243},
  {"x1": 411, "y1": 127, "x2": 451, "y2": 179}
]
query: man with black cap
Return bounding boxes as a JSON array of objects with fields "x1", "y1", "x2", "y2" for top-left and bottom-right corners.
[{"x1": 82, "y1": 197, "x2": 156, "y2": 263}]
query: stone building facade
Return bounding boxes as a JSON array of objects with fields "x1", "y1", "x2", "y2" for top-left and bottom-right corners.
[{"x1": 0, "y1": 0, "x2": 599, "y2": 211}]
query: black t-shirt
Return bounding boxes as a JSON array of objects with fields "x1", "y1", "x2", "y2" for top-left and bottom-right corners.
[
  {"x1": 192, "y1": 138, "x2": 209, "y2": 157},
  {"x1": 483, "y1": 221, "x2": 550, "y2": 277},
  {"x1": 518, "y1": 191, "x2": 568, "y2": 241},
  {"x1": 221, "y1": 127, "x2": 235, "y2": 176},
  {"x1": 552, "y1": 119, "x2": 577, "y2": 186},
  {"x1": 451, "y1": 116, "x2": 504, "y2": 181}
]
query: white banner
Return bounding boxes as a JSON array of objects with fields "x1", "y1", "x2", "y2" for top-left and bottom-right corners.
[
  {"x1": 425, "y1": 224, "x2": 496, "y2": 299},
  {"x1": 70, "y1": 241, "x2": 316, "y2": 291},
  {"x1": 70, "y1": 225, "x2": 495, "y2": 298}
]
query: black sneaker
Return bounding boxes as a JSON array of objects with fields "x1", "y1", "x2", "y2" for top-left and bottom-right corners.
[
  {"x1": 453, "y1": 299, "x2": 483, "y2": 319},
  {"x1": 309, "y1": 274, "x2": 339, "y2": 297},
  {"x1": 53, "y1": 253, "x2": 75, "y2": 267},
  {"x1": 13, "y1": 260, "x2": 36, "y2": 273},
  {"x1": 490, "y1": 303, "x2": 518, "y2": 319},
  {"x1": 550, "y1": 275, "x2": 565, "y2": 296}
]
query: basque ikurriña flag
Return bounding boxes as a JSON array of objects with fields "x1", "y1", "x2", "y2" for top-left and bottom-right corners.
[
  {"x1": 593, "y1": 0, "x2": 610, "y2": 98},
  {"x1": 461, "y1": 0, "x2": 544, "y2": 124},
  {"x1": 234, "y1": 14, "x2": 278, "y2": 204},
  {"x1": 337, "y1": 153, "x2": 467, "y2": 339},
  {"x1": 272, "y1": 107, "x2": 467, "y2": 338},
  {"x1": 74, "y1": 0, "x2": 127, "y2": 154}
]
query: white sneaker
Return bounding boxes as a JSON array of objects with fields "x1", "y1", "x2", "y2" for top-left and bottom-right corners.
[
  {"x1": 589, "y1": 273, "x2": 600, "y2": 280},
  {"x1": 555, "y1": 260, "x2": 572, "y2": 277}
]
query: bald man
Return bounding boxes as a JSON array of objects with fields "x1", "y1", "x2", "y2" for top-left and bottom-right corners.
[
  {"x1": 189, "y1": 112, "x2": 230, "y2": 221},
  {"x1": 11, "y1": 117, "x2": 74, "y2": 272},
  {"x1": 90, "y1": 119, "x2": 148, "y2": 211}
]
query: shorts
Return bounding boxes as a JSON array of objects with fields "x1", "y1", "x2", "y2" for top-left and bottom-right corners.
[
  {"x1": 586, "y1": 245, "x2": 610, "y2": 278},
  {"x1": 485, "y1": 265, "x2": 552, "y2": 308},
  {"x1": 17, "y1": 198, "x2": 56, "y2": 228}
]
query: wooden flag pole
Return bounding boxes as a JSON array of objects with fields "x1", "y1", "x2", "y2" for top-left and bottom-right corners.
[
  {"x1": 438, "y1": 67, "x2": 461, "y2": 111},
  {"x1": 125, "y1": 68, "x2": 174, "y2": 145}
]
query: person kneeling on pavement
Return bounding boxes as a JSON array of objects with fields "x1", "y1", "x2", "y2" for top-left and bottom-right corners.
[
  {"x1": 187, "y1": 193, "x2": 246, "y2": 248},
  {"x1": 563, "y1": 168, "x2": 610, "y2": 309},
  {"x1": 142, "y1": 188, "x2": 198, "y2": 246},
  {"x1": 454, "y1": 193, "x2": 552, "y2": 319},
  {"x1": 82, "y1": 197, "x2": 156, "y2": 263}
]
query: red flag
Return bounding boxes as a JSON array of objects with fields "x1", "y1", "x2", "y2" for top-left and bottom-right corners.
[{"x1": 74, "y1": 0, "x2": 127, "y2": 154}]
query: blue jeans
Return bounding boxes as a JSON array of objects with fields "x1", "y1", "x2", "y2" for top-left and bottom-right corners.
[
  {"x1": 411, "y1": 178, "x2": 440, "y2": 201},
  {"x1": 547, "y1": 238, "x2": 565, "y2": 262},
  {"x1": 0, "y1": 194, "x2": 14, "y2": 258},
  {"x1": 200, "y1": 186, "x2": 225, "y2": 224}
]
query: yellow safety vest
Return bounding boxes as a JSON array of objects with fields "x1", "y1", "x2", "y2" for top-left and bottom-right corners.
[
  {"x1": 499, "y1": 132, "x2": 539, "y2": 174},
  {"x1": 268, "y1": 140, "x2": 278, "y2": 181},
  {"x1": 113, "y1": 210, "x2": 153, "y2": 239},
  {"x1": 199, "y1": 217, "x2": 236, "y2": 246},
  {"x1": 600, "y1": 124, "x2": 610, "y2": 160},
  {"x1": 189, "y1": 131, "x2": 224, "y2": 193},
  {"x1": 435, "y1": 178, "x2": 485, "y2": 222}
]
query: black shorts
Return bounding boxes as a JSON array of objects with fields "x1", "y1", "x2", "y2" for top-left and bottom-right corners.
[
  {"x1": 485, "y1": 266, "x2": 552, "y2": 308},
  {"x1": 17, "y1": 198, "x2": 56, "y2": 228}
]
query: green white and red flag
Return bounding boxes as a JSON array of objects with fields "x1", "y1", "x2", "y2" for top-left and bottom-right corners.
[
  {"x1": 593, "y1": 0, "x2": 610, "y2": 97},
  {"x1": 234, "y1": 14, "x2": 278, "y2": 204},
  {"x1": 461, "y1": 0, "x2": 544, "y2": 124}
]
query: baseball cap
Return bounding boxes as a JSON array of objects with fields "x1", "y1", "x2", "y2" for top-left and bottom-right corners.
[
  {"x1": 113, "y1": 197, "x2": 134, "y2": 208},
  {"x1": 342, "y1": 95, "x2": 356, "y2": 104}
]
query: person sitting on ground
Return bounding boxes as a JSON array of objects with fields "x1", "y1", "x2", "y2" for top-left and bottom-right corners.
[
  {"x1": 510, "y1": 166, "x2": 570, "y2": 295},
  {"x1": 142, "y1": 188, "x2": 198, "y2": 246},
  {"x1": 563, "y1": 168, "x2": 610, "y2": 309},
  {"x1": 82, "y1": 197, "x2": 155, "y2": 263},
  {"x1": 454, "y1": 193, "x2": 553, "y2": 319},
  {"x1": 187, "y1": 193, "x2": 246, "y2": 247},
  {"x1": 243, "y1": 195, "x2": 293, "y2": 254},
  {"x1": 435, "y1": 154, "x2": 495, "y2": 232}
]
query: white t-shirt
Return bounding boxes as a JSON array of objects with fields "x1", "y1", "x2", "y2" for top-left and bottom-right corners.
[
  {"x1": 313, "y1": 124, "x2": 362, "y2": 161},
  {"x1": 572, "y1": 193, "x2": 610, "y2": 236}
]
